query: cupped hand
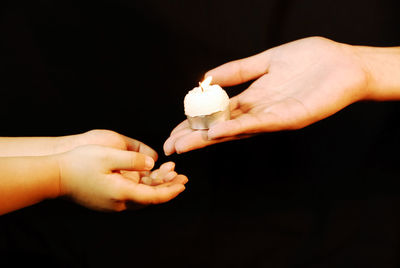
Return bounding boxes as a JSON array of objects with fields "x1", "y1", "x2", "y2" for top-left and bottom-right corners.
[
  {"x1": 164, "y1": 36, "x2": 370, "y2": 155},
  {"x1": 57, "y1": 145, "x2": 188, "y2": 212},
  {"x1": 120, "y1": 161, "x2": 180, "y2": 188}
]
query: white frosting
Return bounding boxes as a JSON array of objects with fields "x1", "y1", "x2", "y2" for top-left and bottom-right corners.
[{"x1": 184, "y1": 77, "x2": 230, "y2": 117}]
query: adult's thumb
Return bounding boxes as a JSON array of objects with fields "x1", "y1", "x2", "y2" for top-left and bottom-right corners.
[{"x1": 205, "y1": 49, "x2": 271, "y2": 87}]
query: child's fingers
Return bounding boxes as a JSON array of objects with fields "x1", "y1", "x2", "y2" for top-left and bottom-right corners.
[
  {"x1": 139, "y1": 171, "x2": 151, "y2": 177},
  {"x1": 159, "y1": 161, "x2": 175, "y2": 173},
  {"x1": 156, "y1": 174, "x2": 188, "y2": 187},
  {"x1": 150, "y1": 169, "x2": 160, "y2": 180},
  {"x1": 164, "y1": 171, "x2": 178, "y2": 182},
  {"x1": 121, "y1": 135, "x2": 159, "y2": 161},
  {"x1": 123, "y1": 182, "x2": 186, "y2": 205},
  {"x1": 140, "y1": 176, "x2": 152, "y2": 185},
  {"x1": 155, "y1": 162, "x2": 176, "y2": 181},
  {"x1": 106, "y1": 149, "x2": 155, "y2": 171}
]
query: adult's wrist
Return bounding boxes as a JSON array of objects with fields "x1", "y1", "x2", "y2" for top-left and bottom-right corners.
[{"x1": 352, "y1": 45, "x2": 400, "y2": 101}]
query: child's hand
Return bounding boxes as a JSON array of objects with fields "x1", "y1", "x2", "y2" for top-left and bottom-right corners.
[
  {"x1": 57, "y1": 145, "x2": 188, "y2": 212},
  {"x1": 139, "y1": 161, "x2": 179, "y2": 186},
  {"x1": 56, "y1": 129, "x2": 158, "y2": 161}
]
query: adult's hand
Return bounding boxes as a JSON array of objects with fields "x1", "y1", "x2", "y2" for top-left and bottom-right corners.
[{"x1": 164, "y1": 37, "x2": 372, "y2": 155}]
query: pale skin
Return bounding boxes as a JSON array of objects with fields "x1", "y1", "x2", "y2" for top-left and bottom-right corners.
[
  {"x1": 0, "y1": 129, "x2": 188, "y2": 215},
  {"x1": 164, "y1": 36, "x2": 400, "y2": 155}
]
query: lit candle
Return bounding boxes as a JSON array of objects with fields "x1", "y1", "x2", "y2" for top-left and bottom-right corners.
[{"x1": 184, "y1": 76, "x2": 230, "y2": 130}]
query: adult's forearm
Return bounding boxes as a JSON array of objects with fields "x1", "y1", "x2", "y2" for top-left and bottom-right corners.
[
  {"x1": 0, "y1": 155, "x2": 60, "y2": 215},
  {"x1": 355, "y1": 45, "x2": 400, "y2": 101}
]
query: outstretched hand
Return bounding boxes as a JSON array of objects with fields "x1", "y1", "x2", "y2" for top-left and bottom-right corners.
[
  {"x1": 164, "y1": 37, "x2": 369, "y2": 155},
  {"x1": 58, "y1": 145, "x2": 188, "y2": 212},
  {"x1": 56, "y1": 130, "x2": 188, "y2": 211},
  {"x1": 0, "y1": 130, "x2": 188, "y2": 215}
]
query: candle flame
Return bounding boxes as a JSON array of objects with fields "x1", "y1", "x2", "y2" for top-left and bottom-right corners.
[
  {"x1": 199, "y1": 76, "x2": 212, "y2": 92},
  {"x1": 199, "y1": 82, "x2": 204, "y2": 92}
]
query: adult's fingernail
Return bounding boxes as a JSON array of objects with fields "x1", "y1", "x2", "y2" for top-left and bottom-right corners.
[{"x1": 163, "y1": 140, "x2": 172, "y2": 156}]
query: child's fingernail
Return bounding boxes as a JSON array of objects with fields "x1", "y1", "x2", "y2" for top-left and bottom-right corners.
[
  {"x1": 145, "y1": 157, "x2": 155, "y2": 169},
  {"x1": 164, "y1": 171, "x2": 177, "y2": 182},
  {"x1": 160, "y1": 161, "x2": 175, "y2": 171},
  {"x1": 150, "y1": 170, "x2": 160, "y2": 180}
]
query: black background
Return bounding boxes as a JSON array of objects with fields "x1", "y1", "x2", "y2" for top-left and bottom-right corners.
[{"x1": 1, "y1": 0, "x2": 400, "y2": 267}]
